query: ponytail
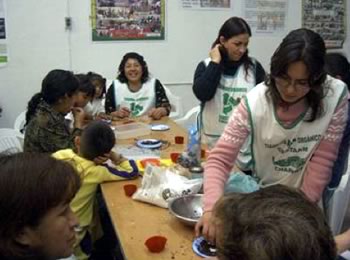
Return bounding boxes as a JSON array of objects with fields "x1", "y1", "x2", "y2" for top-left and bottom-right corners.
[{"x1": 25, "y1": 93, "x2": 43, "y2": 126}]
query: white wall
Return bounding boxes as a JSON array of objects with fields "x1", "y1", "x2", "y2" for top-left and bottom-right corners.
[{"x1": 0, "y1": 0, "x2": 349, "y2": 127}]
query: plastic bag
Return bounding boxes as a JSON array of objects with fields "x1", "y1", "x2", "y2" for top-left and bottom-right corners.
[
  {"x1": 132, "y1": 164, "x2": 203, "y2": 208},
  {"x1": 224, "y1": 172, "x2": 259, "y2": 194}
]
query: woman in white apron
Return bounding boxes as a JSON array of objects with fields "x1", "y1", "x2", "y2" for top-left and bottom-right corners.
[
  {"x1": 195, "y1": 28, "x2": 348, "y2": 243},
  {"x1": 105, "y1": 52, "x2": 171, "y2": 120},
  {"x1": 192, "y1": 16, "x2": 265, "y2": 171}
]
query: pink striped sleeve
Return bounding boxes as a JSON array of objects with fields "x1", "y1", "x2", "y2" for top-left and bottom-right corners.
[
  {"x1": 301, "y1": 94, "x2": 348, "y2": 202},
  {"x1": 203, "y1": 101, "x2": 250, "y2": 211}
]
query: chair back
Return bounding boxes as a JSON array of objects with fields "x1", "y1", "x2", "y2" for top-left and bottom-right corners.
[
  {"x1": 327, "y1": 157, "x2": 350, "y2": 234},
  {"x1": 14, "y1": 110, "x2": 27, "y2": 134},
  {"x1": 0, "y1": 128, "x2": 24, "y2": 154},
  {"x1": 175, "y1": 105, "x2": 200, "y2": 130},
  {"x1": 163, "y1": 85, "x2": 183, "y2": 119}
]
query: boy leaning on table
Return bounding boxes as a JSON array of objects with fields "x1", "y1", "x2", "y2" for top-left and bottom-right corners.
[{"x1": 52, "y1": 120, "x2": 139, "y2": 259}]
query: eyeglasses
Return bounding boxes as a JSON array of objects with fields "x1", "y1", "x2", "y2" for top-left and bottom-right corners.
[{"x1": 274, "y1": 77, "x2": 310, "y2": 91}]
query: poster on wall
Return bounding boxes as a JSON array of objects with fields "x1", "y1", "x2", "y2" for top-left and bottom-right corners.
[
  {"x1": 181, "y1": 0, "x2": 231, "y2": 10},
  {"x1": 91, "y1": 0, "x2": 165, "y2": 41},
  {"x1": 0, "y1": 0, "x2": 8, "y2": 67},
  {"x1": 243, "y1": 0, "x2": 288, "y2": 35},
  {"x1": 302, "y1": 0, "x2": 346, "y2": 48}
]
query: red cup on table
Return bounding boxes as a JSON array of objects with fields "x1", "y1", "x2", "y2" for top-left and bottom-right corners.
[
  {"x1": 123, "y1": 184, "x2": 137, "y2": 197},
  {"x1": 174, "y1": 136, "x2": 184, "y2": 144},
  {"x1": 170, "y1": 152, "x2": 180, "y2": 163},
  {"x1": 145, "y1": 235, "x2": 167, "y2": 253}
]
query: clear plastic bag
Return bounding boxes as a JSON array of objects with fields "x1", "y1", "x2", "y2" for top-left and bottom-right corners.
[{"x1": 132, "y1": 164, "x2": 203, "y2": 208}]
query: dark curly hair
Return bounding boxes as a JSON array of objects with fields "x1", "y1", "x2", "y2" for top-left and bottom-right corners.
[{"x1": 117, "y1": 52, "x2": 149, "y2": 84}]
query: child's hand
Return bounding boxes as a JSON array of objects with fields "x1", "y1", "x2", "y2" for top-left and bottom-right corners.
[
  {"x1": 110, "y1": 151, "x2": 126, "y2": 165},
  {"x1": 72, "y1": 107, "x2": 86, "y2": 128},
  {"x1": 93, "y1": 153, "x2": 110, "y2": 165},
  {"x1": 148, "y1": 107, "x2": 167, "y2": 120}
]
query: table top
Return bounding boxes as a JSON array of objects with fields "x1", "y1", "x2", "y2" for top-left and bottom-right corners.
[{"x1": 102, "y1": 117, "x2": 202, "y2": 260}]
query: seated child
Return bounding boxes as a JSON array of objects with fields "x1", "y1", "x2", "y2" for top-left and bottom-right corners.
[
  {"x1": 65, "y1": 74, "x2": 96, "y2": 128},
  {"x1": 52, "y1": 121, "x2": 139, "y2": 259},
  {"x1": 85, "y1": 71, "x2": 108, "y2": 119},
  {"x1": 212, "y1": 185, "x2": 336, "y2": 260}
]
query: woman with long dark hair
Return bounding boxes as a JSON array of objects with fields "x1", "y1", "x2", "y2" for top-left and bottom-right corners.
[
  {"x1": 24, "y1": 69, "x2": 85, "y2": 153},
  {"x1": 195, "y1": 28, "x2": 348, "y2": 243},
  {"x1": 193, "y1": 17, "x2": 265, "y2": 152}
]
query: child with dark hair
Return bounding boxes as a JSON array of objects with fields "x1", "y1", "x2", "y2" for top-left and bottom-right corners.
[
  {"x1": 85, "y1": 72, "x2": 108, "y2": 118},
  {"x1": 24, "y1": 69, "x2": 85, "y2": 153},
  {"x1": 53, "y1": 120, "x2": 138, "y2": 259},
  {"x1": 213, "y1": 185, "x2": 337, "y2": 260},
  {"x1": 65, "y1": 74, "x2": 96, "y2": 128},
  {"x1": 75, "y1": 74, "x2": 96, "y2": 109}
]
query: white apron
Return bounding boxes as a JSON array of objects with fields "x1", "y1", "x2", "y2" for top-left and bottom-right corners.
[
  {"x1": 201, "y1": 58, "x2": 256, "y2": 169},
  {"x1": 113, "y1": 78, "x2": 156, "y2": 117},
  {"x1": 246, "y1": 76, "x2": 346, "y2": 188}
]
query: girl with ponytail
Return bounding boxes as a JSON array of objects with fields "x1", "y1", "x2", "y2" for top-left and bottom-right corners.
[{"x1": 24, "y1": 69, "x2": 85, "y2": 153}]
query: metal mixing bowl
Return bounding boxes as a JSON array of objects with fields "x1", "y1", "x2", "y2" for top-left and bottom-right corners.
[{"x1": 168, "y1": 194, "x2": 203, "y2": 226}]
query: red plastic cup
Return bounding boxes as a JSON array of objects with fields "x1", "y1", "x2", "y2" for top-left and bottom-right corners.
[
  {"x1": 174, "y1": 136, "x2": 184, "y2": 144},
  {"x1": 170, "y1": 152, "x2": 180, "y2": 163},
  {"x1": 145, "y1": 235, "x2": 167, "y2": 253},
  {"x1": 123, "y1": 184, "x2": 137, "y2": 197}
]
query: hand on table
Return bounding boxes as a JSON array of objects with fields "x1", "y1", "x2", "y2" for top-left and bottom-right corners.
[
  {"x1": 148, "y1": 107, "x2": 167, "y2": 120},
  {"x1": 195, "y1": 211, "x2": 216, "y2": 245},
  {"x1": 111, "y1": 107, "x2": 131, "y2": 119}
]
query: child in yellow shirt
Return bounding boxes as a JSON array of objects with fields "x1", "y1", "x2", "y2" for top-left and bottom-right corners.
[{"x1": 53, "y1": 121, "x2": 138, "y2": 259}]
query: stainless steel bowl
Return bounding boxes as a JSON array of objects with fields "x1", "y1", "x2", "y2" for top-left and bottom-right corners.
[{"x1": 168, "y1": 194, "x2": 203, "y2": 226}]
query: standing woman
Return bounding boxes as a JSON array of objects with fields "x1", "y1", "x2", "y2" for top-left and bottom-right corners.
[
  {"x1": 105, "y1": 52, "x2": 171, "y2": 120},
  {"x1": 24, "y1": 69, "x2": 85, "y2": 153},
  {"x1": 195, "y1": 28, "x2": 348, "y2": 243},
  {"x1": 193, "y1": 17, "x2": 265, "y2": 154}
]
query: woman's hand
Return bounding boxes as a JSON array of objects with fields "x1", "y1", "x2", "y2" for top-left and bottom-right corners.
[
  {"x1": 210, "y1": 44, "x2": 222, "y2": 64},
  {"x1": 110, "y1": 107, "x2": 131, "y2": 119},
  {"x1": 195, "y1": 211, "x2": 216, "y2": 244},
  {"x1": 148, "y1": 107, "x2": 167, "y2": 120}
]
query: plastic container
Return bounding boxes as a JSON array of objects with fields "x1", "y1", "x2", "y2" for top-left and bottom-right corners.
[{"x1": 114, "y1": 122, "x2": 151, "y2": 139}]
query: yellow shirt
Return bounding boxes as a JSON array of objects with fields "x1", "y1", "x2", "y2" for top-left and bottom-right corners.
[{"x1": 53, "y1": 149, "x2": 139, "y2": 227}]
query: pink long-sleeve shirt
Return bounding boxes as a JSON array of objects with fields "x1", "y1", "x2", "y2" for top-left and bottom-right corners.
[{"x1": 203, "y1": 93, "x2": 348, "y2": 212}]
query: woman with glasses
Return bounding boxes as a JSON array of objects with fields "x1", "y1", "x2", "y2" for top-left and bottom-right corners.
[{"x1": 195, "y1": 28, "x2": 348, "y2": 243}]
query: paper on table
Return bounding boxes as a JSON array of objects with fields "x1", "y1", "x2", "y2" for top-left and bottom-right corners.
[
  {"x1": 113, "y1": 145, "x2": 160, "y2": 161},
  {"x1": 341, "y1": 250, "x2": 350, "y2": 260}
]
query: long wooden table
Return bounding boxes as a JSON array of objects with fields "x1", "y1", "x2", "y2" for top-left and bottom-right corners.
[{"x1": 101, "y1": 117, "x2": 202, "y2": 260}]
